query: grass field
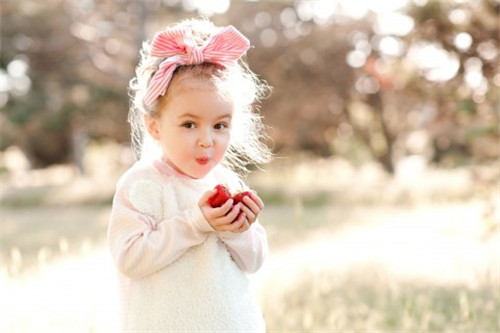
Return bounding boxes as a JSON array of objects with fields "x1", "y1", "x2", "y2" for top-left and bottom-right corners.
[
  {"x1": 258, "y1": 203, "x2": 498, "y2": 332},
  {"x1": 1, "y1": 153, "x2": 499, "y2": 332}
]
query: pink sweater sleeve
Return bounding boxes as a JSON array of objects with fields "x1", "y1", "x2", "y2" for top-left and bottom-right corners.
[
  {"x1": 218, "y1": 222, "x2": 268, "y2": 273},
  {"x1": 107, "y1": 180, "x2": 214, "y2": 279}
]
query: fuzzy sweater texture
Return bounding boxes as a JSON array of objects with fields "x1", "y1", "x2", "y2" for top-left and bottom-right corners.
[{"x1": 107, "y1": 159, "x2": 268, "y2": 332}]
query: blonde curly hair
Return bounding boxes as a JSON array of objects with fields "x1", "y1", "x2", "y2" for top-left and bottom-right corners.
[{"x1": 128, "y1": 17, "x2": 272, "y2": 174}]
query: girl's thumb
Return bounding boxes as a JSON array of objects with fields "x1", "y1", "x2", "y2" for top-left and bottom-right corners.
[{"x1": 200, "y1": 188, "x2": 217, "y2": 203}]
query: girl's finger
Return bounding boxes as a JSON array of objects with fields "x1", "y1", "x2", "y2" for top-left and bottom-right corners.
[
  {"x1": 204, "y1": 199, "x2": 233, "y2": 227},
  {"x1": 222, "y1": 203, "x2": 241, "y2": 224},
  {"x1": 240, "y1": 204, "x2": 256, "y2": 223},
  {"x1": 199, "y1": 188, "x2": 217, "y2": 205},
  {"x1": 229, "y1": 212, "x2": 247, "y2": 231},
  {"x1": 242, "y1": 196, "x2": 260, "y2": 215},
  {"x1": 217, "y1": 198, "x2": 234, "y2": 215},
  {"x1": 212, "y1": 210, "x2": 244, "y2": 231},
  {"x1": 250, "y1": 191, "x2": 265, "y2": 210},
  {"x1": 236, "y1": 219, "x2": 250, "y2": 232}
]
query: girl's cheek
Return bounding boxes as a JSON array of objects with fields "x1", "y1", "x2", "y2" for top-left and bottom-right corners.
[{"x1": 215, "y1": 132, "x2": 230, "y2": 144}]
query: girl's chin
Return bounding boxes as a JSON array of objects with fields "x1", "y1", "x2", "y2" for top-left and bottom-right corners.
[{"x1": 186, "y1": 165, "x2": 214, "y2": 179}]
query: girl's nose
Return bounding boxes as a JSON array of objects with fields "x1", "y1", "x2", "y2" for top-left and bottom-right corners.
[{"x1": 198, "y1": 129, "x2": 214, "y2": 148}]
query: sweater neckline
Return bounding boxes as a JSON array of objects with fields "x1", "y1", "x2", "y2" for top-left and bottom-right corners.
[
  {"x1": 152, "y1": 158, "x2": 221, "y2": 191},
  {"x1": 153, "y1": 158, "x2": 195, "y2": 181}
]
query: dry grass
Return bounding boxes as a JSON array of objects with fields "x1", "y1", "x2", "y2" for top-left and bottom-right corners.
[
  {"x1": 257, "y1": 202, "x2": 499, "y2": 332},
  {"x1": 263, "y1": 268, "x2": 498, "y2": 332}
]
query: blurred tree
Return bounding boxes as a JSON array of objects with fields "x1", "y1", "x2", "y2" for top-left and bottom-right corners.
[
  {"x1": 228, "y1": 1, "x2": 358, "y2": 156},
  {"x1": 1, "y1": 0, "x2": 184, "y2": 169},
  {"x1": 341, "y1": 0, "x2": 500, "y2": 171},
  {"x1": 229, "y1": 0, "x2": 499, "y2": 172},
  {"x1": 1, "y1": 0, "x2": 498, "y2": 172},
  {"x1": 1, "y1": 0, "x2": 131, "y2": 168}
]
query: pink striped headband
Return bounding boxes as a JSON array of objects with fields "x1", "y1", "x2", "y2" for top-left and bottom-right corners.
[{"x1": 143, "y1": 25, "x2": 250, "y2": 108}]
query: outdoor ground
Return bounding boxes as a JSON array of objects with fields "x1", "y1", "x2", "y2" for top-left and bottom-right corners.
[{"x1": 1, "y1": 146, "x2": 499, "y2": 332}]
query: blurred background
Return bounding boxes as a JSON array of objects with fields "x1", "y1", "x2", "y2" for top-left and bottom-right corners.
[{"x1": 1, "y1": 0, "x2": 499, "y2": 332}]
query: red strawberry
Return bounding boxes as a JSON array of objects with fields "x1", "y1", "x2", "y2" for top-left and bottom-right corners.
[
  {"x1": 232, "y1": 191, "x2": 252, "y2": 205},
  {"x1": 208, "y1": 184, "x2": 232, "y2": 208}
]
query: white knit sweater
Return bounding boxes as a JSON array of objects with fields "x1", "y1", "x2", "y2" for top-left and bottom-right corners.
[{"x1": 107, "y1": 159, "x2": 268, "y2": 332}]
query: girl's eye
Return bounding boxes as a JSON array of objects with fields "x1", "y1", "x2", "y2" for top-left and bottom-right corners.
[
  {"x1": 214, "y1": 122, "x2": 228, "y2": 130},
  {"x1": 182, "y1": 122, "x2": 196, "y2": 129}
]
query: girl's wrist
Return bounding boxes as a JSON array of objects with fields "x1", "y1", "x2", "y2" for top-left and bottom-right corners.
[
  {"x1": 191, "y1": 204, "x2": 216, "y2": 233},
  {"x1": 217, "y1": 227, "x2": 251, "y2": 239}
]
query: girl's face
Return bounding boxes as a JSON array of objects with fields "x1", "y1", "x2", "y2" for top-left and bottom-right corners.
[{"x1": 145, "y1": 81, "x2": 234, "y2": 179}]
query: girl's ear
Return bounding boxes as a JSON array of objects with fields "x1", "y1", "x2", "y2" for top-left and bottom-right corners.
[{"x1": 144, "y1": 113, "x2": 161, "y2": 140}]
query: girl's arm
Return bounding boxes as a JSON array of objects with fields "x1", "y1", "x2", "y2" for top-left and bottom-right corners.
[
  {"x1": 107, "y1": 182, "x2": 213, "y2": 279},
  {"x1": 205, "y1": 166, "x2": 269, "y2": 273},
  {"x1": 218, "y1": 222, "x2": 268, "y2": 274},
  {"x1": 198, "y1": 186, "x2": 268, "y2": 274}
]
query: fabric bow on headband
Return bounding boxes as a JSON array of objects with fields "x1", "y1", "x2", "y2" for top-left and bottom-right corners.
[{"x1": 143, "y1": 25, "x2": 250, "y2": 107}]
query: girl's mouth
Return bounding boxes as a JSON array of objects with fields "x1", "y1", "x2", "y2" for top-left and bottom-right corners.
[{"x1": 196, "y1": 157, "x2": 209, "y2": 165}]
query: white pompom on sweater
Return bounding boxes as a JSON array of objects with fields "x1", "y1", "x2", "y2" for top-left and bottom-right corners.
[{"x1": 107, "y1": 159, "x2": 267, "y2": 332}]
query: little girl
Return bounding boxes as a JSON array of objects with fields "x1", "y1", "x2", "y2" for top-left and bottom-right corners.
[{"x1": 107, "y1": 17, "x2": 272, "y2": 331}]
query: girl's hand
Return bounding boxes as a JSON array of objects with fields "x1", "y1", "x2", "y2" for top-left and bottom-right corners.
[
  {"x1": 199, "y1": 189, "x2": 243, "y2": 232},
  {"x1": 199, "y1": 189, "x2": 264, "y2": 233},
  {"x1": 230, "y1": 191, "x2": 265, "y2": 233},
  {"x1": 238, "y1": 191, "x2": 264, "y2": 225}
]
